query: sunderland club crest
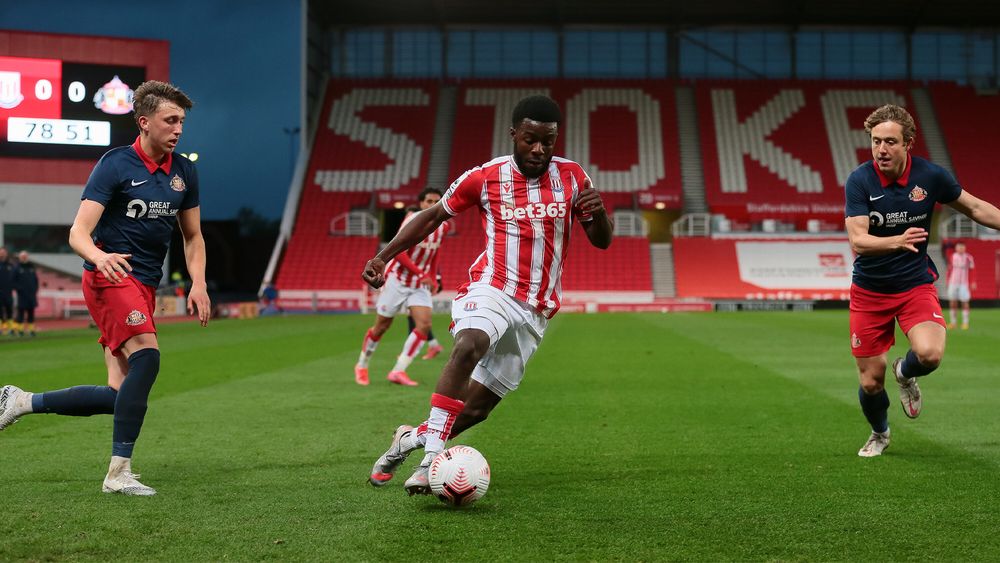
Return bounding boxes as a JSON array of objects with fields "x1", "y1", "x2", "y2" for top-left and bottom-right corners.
[
  {"x1": 170, "y1": 174, "x2": 187, "y2": 192},
  {"x1": 125, "y1": 310, "x2": 148, "y2": 326},
  {"x1": 909, "y1": 186, "x2": 928, "y2": 202}
]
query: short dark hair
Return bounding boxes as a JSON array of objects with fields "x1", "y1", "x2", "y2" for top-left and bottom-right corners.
[
  {"x1": 133, "y1": 81, "x2": 193, "y2": 127},
  {"x1": 418, "y1": 187, "x2": 443, "y2": 202},
  {"x1": 511, "y1": 95, "x2": 561, "y2": 127}
]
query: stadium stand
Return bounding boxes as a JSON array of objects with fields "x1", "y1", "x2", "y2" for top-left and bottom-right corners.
[
  {"x1": 930, "y1": 83, "x2": 1000, "y2": 202},
  {"x1": 695, "y1": 80, "x2": 931, "y2": 230},
  {"x1": 274, "y1": 81, "x2": 438, "y2": 293}
]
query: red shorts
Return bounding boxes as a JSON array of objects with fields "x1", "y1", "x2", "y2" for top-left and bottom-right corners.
[
  {"x1": 849, "y1": 283, "x2": 945, "y2": 358},
  {"x1": 83, "y1": 270, "x2": 157, "y2": 356}
]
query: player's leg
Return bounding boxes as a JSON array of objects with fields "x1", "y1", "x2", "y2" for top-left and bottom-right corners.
[
  {"x1": 0, "y1": 297, "x2": 10, "y2": 335},
  {"x1": 14, "y1": 305, "x2": 25, "y2": 336},
  {"x1": 387, "y1": 305, "x2": 432, "y2": 385},
  {"x1": 0, "y1": 346, "x2": 123, "y2": 431},
  {"x1": 368, "y1": 328, "x2": 492, "y2": 487},
  {"x1": 850, "y1": 285, "x2": 895, "y2": 456},
  {"x1": 450, "y1": 380, "x2": 503, "y2": 438},
  {"x1": 355, "y1": 314, "x2": 393, "y2": 385},
  {"x1": 855, "y1": 355, "x2": 891, "y2": 457},
  {"x1": 410, "y1": 313, "x2": 444, "y2": 360},
  {"x1": 893, "y1": 285, "x2": 947, "y2": 419},
  {"x1": 103, "y1": 332, "x2": 160, "y2": 496},
  {"x1": 26, "y1": 305, "x2": 35, "y2": 336},
  {"x1": 402, "y1": 328, "x2": 492, "y2": 494},
  {"x1": 960, "y1": 285, "x2": 971, "y2": 329}
]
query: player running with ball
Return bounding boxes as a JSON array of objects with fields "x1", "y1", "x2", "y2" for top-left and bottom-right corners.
[{"x1": 362, "y1": 95, "x2": 613, "y2": 494}]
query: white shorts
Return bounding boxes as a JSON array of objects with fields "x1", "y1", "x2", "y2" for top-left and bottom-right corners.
[
  {"x1": 450, "y1": 284, "x2": 548, "y2": 398},
  {"x1": 375, "y1": 276, "x2": 432, "y2": 317},
  {"x1": 946, "y1": 284, "x2": 971, "y2": 302}
]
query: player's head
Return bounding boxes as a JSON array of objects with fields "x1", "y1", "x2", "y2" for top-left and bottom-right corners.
[
  {"x1": 865, "y1": 104, "x2": 916, "y2": 177},
  {"x1": 0, "y1": 247, "x2": 6, "y2": 261},
  {"x1": 510, "y1": 95, "x2": 561, "y2": 179},
  {"x1": 956, "y1": 242, "x2": 967, "y2": 253},
  {"x1": 417, "y1": 187, "x2": 442, "y2": 210},
  {"x1": 17, "y1": 250, "x2": 28, "y2": 263},
  {"x1": 133, "y1": 81, "x2": 194, "y2": 156}
]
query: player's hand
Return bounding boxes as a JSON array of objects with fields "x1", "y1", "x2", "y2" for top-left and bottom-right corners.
[
  {"x1": 897, "y1": 227, "x2": 928, "y2": 253},
  {"x1": 418, "y1": 273, "x2": 435, "y2": 290},
  {"x1": 187, "y1": 282, "x2": 211, "y2": 327},
  {"x1": 575, "y1": 178, "x2": 606, "y2": 216},
  {"x1": 434, "y1": 275, "x2": 444, "y2": 295},
  {"x1": 362, "y1": 258, "x2": 387, "y2": 289},
  {"x1": 94, "y1": 252, "x2": 133, "y2": 283}
]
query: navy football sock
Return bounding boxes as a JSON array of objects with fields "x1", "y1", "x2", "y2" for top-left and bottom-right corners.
[
  {"x1": 900, "y1": 349, "x2": 936, "y2": 379},
  {"x1": 859, "y1": 386, "x2": 890, "y2": 433},
  {"x1": 112, "y1": 348, "x2": 160, "y2": 458},
  {"x1": 32, "y1": 386, "x2": 117, "y2": 416}
]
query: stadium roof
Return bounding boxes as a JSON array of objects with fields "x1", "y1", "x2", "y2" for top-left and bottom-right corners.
[{"x1": 316, "y1": 0, "x2": 1000, "y2": 28}]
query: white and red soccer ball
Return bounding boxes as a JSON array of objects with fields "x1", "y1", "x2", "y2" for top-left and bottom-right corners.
[{"x1": 428, "y1": 445, "x2": 491, "y2": 507}]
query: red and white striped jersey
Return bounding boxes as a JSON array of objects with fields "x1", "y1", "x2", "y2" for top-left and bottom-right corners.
[
  {"x1": 947, "y1": 251, "x2": 974, "y2": 287},
  {"x1": 386, "y1": 211, "x2": 451, "y2": 288},
  {"x1": 441, "y1": 155, "x2": 592, "y2": 318}
]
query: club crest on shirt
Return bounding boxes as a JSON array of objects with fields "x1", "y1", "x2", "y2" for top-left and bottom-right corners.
[
  {"x1": 909, "y1": 186, "x2": 927, "y2": 202},
  {"x1": 851, "y1": 332, "x2": 861, "y2": 349},
  {"x1": 125, "y1": 310, "x2": 148, "y2": 326},
  {"x1": 170, "y1": 174, "x2": 186, "y2": 192}
]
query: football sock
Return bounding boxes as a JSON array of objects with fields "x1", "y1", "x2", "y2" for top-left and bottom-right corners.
[
  {"x1": 950, "y1": 309, "x2": 958, "y2": 325},
  {"x1": 858, "y1": 386, "x2": 889, "y2": 433},
  {"x1": 962, "y1": 310, "x2": 969, "y2": 327},
  {"x1": 427, "y1": 338, "x2": 440, "y2": 349},
  {"x1": 419, "y1": 393, "x2": 465, "y2": 465},
  {"x1": 391, "y1": 329, "x2": 427, "y2": 373},
  {"x1": 357, "y1": 328, "x2": 380, "y2": 368},
  {"x1": 900, "y1": 349, "x2": 936, "y2": 379},
  {"x1": 33, "y1": 385, "x2": 117, "y2": 416},
  {"x1": 407, "y1": 316, "x2": 435, "y2": 342},
  {"x1": 112, "y1": 348, "x2": 160, "y2": 458}
]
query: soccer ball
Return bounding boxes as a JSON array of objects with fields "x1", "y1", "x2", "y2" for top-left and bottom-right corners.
[{"x1": 428, "y1": 445, "x2": 491, "y2": 506}]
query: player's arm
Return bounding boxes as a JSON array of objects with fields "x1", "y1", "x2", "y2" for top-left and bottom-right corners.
[
  {"x1": 946, "y1": 190, "x2": 1000, "y2": 230},
  {"x1": 362, "y1": 204, "x2": 450, "y2": 288},
  {"x1": 845, "y1": 215, "x2": 927, "y2": 255},
  {"x1": 177, "y1": 206, "x2": 211, "y2": 327},
  {"x1": 69, "y1": 200, "x2": 133, "y2": 283},
  {"x1": 577, "y1": 178, "x2": 613, "y2": 249}
]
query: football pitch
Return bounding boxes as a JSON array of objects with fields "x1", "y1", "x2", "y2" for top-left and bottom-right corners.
[{"x1": 2, "y1": 311, "x2": 999, "y2": 561}]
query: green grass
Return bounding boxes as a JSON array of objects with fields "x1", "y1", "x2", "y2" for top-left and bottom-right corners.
[{"x1": 2, "y1": 311, "x2": 1000, "y2": 561}]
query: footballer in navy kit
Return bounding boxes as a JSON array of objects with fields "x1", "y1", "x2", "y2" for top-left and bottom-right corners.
[
  {"x1": 846, "y1": 104, "x2": 1000, "y2": 458},
  {"x1": 0, "y1": 81, "x2": 211, "y2": 496}
]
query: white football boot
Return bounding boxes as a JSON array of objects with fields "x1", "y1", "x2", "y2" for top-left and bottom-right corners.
[
  {"x1": 369, "y1": 425, "x2": 418, "y2": 487},
  {"x1": 0, "y1": 385, "x2": 31, "y2": 431},
  {"x1": 102, "y1": 457, "x2": 156, "y2": 496},
  {"x1": 404, "y1": 463, "x2": 431, "y2": 496},
  {"x1": 893, "y1": 358, "x2": 922, "y2": 419},
  {"x1": 858, "y1": 430, "x2": 891, "y2": 457}
]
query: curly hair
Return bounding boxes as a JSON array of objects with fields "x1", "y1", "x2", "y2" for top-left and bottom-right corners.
[{"x1": 864, "y1": 104, "x2": 916, "y2": 143}]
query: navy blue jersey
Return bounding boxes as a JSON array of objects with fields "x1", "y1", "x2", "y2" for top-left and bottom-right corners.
[
  {"x1": 845, "y1": 155, "x2": 961, "y2": 293},
  {"x1": 81, "y1": 137, "x2": 199, "y2": 287}
]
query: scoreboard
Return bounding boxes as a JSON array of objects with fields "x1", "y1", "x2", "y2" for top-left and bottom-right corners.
[{"x1": 0, "y1": 55, "x2": 145, "y2": 160}]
